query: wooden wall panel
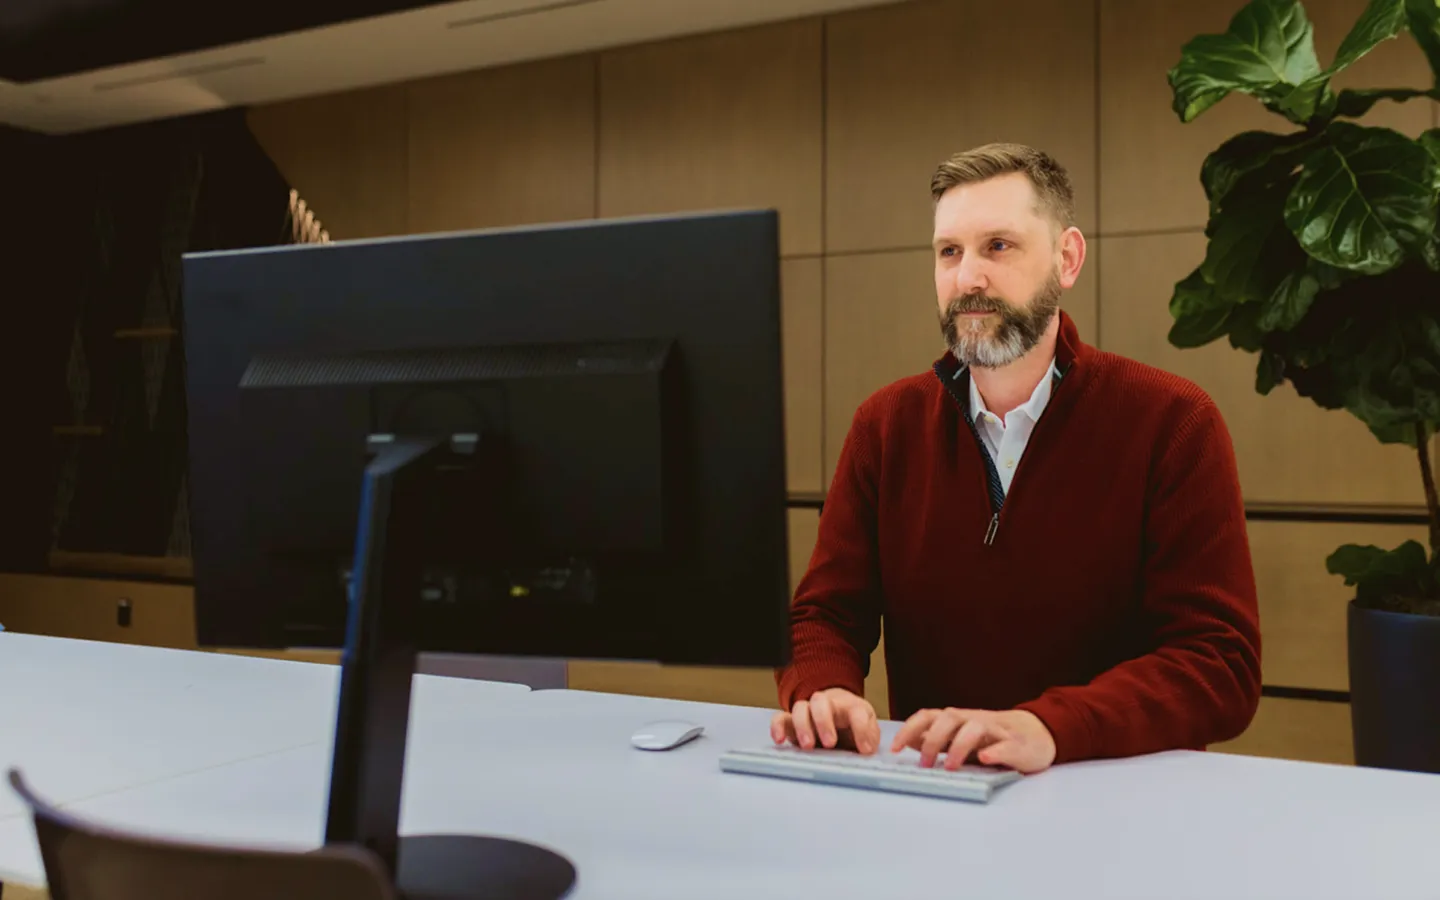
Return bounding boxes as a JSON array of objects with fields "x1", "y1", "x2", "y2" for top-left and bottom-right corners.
[
  {"x1": 597, "y1": 20, "x2": 823, "y2": 258},
  {"x1": 1098, "y1": 231, "x2": 1425, "y2": 506},
  {"x1": 825, "y1": 0, "x2": 1097, "y2": 254},
  {"x1": 1099, "y1": 0, "x2": 1436, "y2": 236},
  {"x1": 788, "y1": 507, "x2": 890, "y2": 718},
  {"x1": 824, "y1": 249, "x2": 933, "y2": 479},
  {"x1": 782, "y1": 259, "x2": 824, "y2": 493},
  {"x1": 823, "y1": 246, "x2": 1098, "y2": 480},
  {"x1": 1250, "y1": 521, "x2": 1427, "y2": 692},
  {"x1": 0, "y1": 574, "x2": 196, "y2": 649},
  {"x1": 407, "y1": 57, "x2": 597, "y2": 233},
  {"x1": 245, "y1": 84, "x2": 409, "y2": 239},
  {"x1": 1211, "y1": 696, "x2": 1354, "y2": 766}
]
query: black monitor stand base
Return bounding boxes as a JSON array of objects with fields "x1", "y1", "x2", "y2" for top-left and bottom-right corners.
[
  {"x1": 395, "y1": 835, "x2": 575, "y2": 900},
  {"x1": 323, "y1": 435, "x2": 576, "y2": 900}
]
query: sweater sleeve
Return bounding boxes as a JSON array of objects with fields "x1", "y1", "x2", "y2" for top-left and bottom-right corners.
[
  {"x1": 1015, "y1": 397, "x2": 1262, "y2": 763},
  {"x1": 775, "y1": 402, "x2": 885, "y2": 711}
]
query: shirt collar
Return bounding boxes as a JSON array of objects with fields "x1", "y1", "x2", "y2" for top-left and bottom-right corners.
[{"x1": 967, "y1": 357, "x2": 1059, "y2": 424}]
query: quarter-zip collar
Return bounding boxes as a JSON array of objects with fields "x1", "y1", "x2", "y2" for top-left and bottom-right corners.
[{"x1": 931, "y1": 309, "x2": 1093, "y2": 545}]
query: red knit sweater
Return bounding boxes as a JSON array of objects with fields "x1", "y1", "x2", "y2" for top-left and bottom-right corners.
[{"x1": 777, "y1": 311, "x2": 1262, "y2": 764}]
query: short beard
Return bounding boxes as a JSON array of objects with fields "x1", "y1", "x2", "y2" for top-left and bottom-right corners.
[{"x1": 940, "y1": 271, "x2": 1061, "y2": 369}]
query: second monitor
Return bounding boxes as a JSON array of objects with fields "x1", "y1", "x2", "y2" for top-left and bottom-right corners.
[{"x1": 183, "y1": 209, "x2": 793, "y2": 670}]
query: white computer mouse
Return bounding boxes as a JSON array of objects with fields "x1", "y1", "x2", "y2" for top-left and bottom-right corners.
[{"x1": 630, "y1": 720, "x2": 705, "y2": 751}]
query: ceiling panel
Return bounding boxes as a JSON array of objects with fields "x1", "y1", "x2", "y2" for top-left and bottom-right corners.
[
  {"x1": 0, "y1": 0, "x2": 903, "y2": 135},
  {"x1": 0, "y1": 0, "x2": 453, "y2": 82}
]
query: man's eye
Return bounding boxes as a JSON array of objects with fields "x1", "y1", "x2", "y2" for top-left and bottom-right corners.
[
  {"x1": 990, "y1": 240, "x2": 1009, "y2": 252},
  {"x1": 940, "y1": 247, "x2": 956, "y2": 257}
]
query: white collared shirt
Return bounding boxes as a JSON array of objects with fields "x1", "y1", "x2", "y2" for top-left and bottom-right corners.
[{"x1": 968, "y1": 359, "x2": 1058, "y2": 495}]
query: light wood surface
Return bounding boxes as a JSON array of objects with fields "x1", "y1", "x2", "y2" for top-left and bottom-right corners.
[
  {"x1": 245, "y1": 84, "x2": 409, "y2": 239},
  {"x1": 1212, "y1": 696, "x2": 1354, "y2": 767},
  {"x1": 782, "y1": 259, "x2": 825, "y2": 493},
  {"x1": 597, "y1": 19, "x2": 823, "y2": 258},
  {"x1": 407, "y1": 55, "x2": 597, "y2": 233},
  {"x1": 824, "y1": 0, "x2": 1097, "y2": 253}
]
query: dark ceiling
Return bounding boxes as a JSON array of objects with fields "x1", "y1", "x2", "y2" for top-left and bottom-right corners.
[{"x1": 0, "y1": 0, "x2": 453, "y2": 83}]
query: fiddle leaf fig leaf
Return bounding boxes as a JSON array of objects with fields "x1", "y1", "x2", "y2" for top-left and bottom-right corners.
[
  {"x1": 1327, "y1": 540, "x2": 1434, "y2": 602},
  {"x1": 1332, "y1": 0, "x2": 1407, "y2": 71},
  {"x1": 1333, "y1": 86, "x2": 1437, "y2": 117},
  {"x1": 1404, "y1": 0, "x2": 1440, "y2": 89},
  {"x1": 1202, "y1": 176, "x2": 1301, "y2": 304},
  {"x1": 1256, "y1": 263, "x2": 1324, "y2": 331},
  {"x1": 1200, "y1": 130, "x2": 1314, "y2": 215},
  {"x1": 1283, "y1": 122, "x2": 1439, "y2": 274},
  {"x1": 1169, "y1": 307, "x2": 1233, "y2": 349},
  {"x1": 1421, "y1": 127, "x2": 1440, "y2": 169},
  {"x1": 1168, "y1": 0, "x2": 1327, "y2": 124},
  {"x1": 1256, "y1": 350, "x2": 1286, "y2": 393},
  {"x1": 1167, "y1": 269, "x2": 1232, "y2": 348}
]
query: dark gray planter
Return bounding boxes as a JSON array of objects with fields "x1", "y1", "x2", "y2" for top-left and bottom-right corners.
[{"x1": 1347, "y1": 599, "x2": 1440, "y2": 773}]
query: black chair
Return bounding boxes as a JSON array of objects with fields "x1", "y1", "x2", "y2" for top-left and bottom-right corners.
[{"x1": 7, "y1": 769, "x2": 396, "y2": 900}]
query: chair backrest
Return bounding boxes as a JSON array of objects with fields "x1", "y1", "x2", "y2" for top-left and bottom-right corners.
[{"x1": 8, "y1": 769, "x2": 398, "y2": 900}]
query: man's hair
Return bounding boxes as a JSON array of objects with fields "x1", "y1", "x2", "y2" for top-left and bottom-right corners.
[{"x1": 930, "y1": 143, "x2": 1075, "y2": 231}]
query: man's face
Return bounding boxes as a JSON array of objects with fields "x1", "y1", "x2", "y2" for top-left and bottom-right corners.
[{"x1": 932, "y1": 172, "x2": 1080, "y2": 368}]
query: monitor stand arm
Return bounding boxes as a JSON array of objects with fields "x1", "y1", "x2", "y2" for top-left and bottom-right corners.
[{"x1": 324, "y1": 434, "x2": 577, "y2": 900}]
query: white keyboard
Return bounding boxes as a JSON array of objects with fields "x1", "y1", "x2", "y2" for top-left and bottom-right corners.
[{"x1": 718, "y1": 745, "x2": 1022, "y2": 803}]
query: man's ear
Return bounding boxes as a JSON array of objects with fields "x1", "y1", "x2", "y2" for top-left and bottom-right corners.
[{"x1": 1056, "y1": 226, "x2": 1086, "y2": 290}]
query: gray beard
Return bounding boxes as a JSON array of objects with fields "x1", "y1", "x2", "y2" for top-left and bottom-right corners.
[{"x1": 941, "y1": 271, "x2": 1061, "y2": 369}]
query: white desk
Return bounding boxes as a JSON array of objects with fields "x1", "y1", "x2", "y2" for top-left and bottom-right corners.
[
  {"x1": 0, "y1": 633, "x2": 530, "y2": 821},
  {"x1": 3, "y1": 679, "x2": 1440, "y2": 899}
]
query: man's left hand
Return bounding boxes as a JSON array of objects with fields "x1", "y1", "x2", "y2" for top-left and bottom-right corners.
[{"x1": 891, "y1": 708, "x2": 1056, "y2": 774}]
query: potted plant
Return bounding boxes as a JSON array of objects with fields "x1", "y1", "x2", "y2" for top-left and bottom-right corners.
[{"x1": 1167, "y1": 0, "x2": 1440, "y2": 772}]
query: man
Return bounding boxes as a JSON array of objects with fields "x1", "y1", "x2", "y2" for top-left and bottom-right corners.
[{"x1": 770, "y1": 143, "x2": 1261, "y2": 775}]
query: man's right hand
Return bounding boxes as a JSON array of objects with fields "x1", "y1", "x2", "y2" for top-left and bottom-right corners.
[{"x1": 769, "y1": 688, "x2": 880, "y2": 755}]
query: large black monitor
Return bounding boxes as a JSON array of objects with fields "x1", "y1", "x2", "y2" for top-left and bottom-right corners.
[{"x1": 181, "y1": 210, "x2": 792, "y2": 900}]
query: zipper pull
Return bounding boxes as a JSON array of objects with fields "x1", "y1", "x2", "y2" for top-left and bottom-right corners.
[{"x1": 984, "y1": 513, "x2": 999, "y2": 545}]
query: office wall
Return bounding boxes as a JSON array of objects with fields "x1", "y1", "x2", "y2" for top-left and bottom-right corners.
[{"x1": 233, "y1": 0, "x2": 1440, "y2": 760}]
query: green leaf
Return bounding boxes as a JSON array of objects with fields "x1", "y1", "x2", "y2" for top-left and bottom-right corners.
[
  {"x1": 1421, "y1": 129, "x2": 1440, "y2": 268},
  {"x1": 1256, "y1": 263, "x2": 1324, "y2": 330},
  {"x1": 1421, "y1": 313, "x2": 1440, "y2": 358},
  {"x1": 1283, "y1": 122, "x2": 1439, "y2": 274},
  {"x1": 1256, "y1": 350, "x2": 1286, "y2": 393},
  {"x1": 1227, "y1": 302, "x2": 1268, "y2": 352},
  {"x1": 1200, "y1": 130, "x2": 1313, "y2": 215},
  {"x1": 1168, "y1": 272, "x2": 1235, "y2": 350},
  {"x1": 1333, "y1": 87, "x2": 1438, "y2": 117},
  {"x1": 1202, "y1": 176, "x2": 1302, "y2": 304},
  {"x1": 1281, "y1": 0, "x2": 1408, "y2": 120},
  {"x1": 1167, "y1": 267, "x2": 1233, "y2": 349},
  {"x1": 1168, "y1": 0, "x2": 1326, "y2": 124},
  {"x1": 1332, "y1": 0, "x2": 1407, "y2": 71},
  {"x1": 1169, "y1": 266, "x2": 1225, "y2": 316},
  {"x1": 1405, "y1": 0, "x2": 1440, "y2": 89},
  {"x1": 1327, "y1": 539, "x2": 1434, "y2": 601},
  {"x1": 1342, "y1": 315, "x2": 1429, "y2": 443},
  {"x1": 1170, "y1": 308, "x2": 1232, "y2": 348}
]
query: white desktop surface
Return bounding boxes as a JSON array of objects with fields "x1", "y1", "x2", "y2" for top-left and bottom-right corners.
[
  {"x1": 0, "y1": 633, "x2": 529, "y2": 822},
  {"x1": 2, "y1": 684, "x2": 1439, "y2": 899}
]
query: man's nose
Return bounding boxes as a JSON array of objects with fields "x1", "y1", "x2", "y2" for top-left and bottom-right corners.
[{"x1": 954, "y1": 256, "x2": 988, "y2": 296}]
